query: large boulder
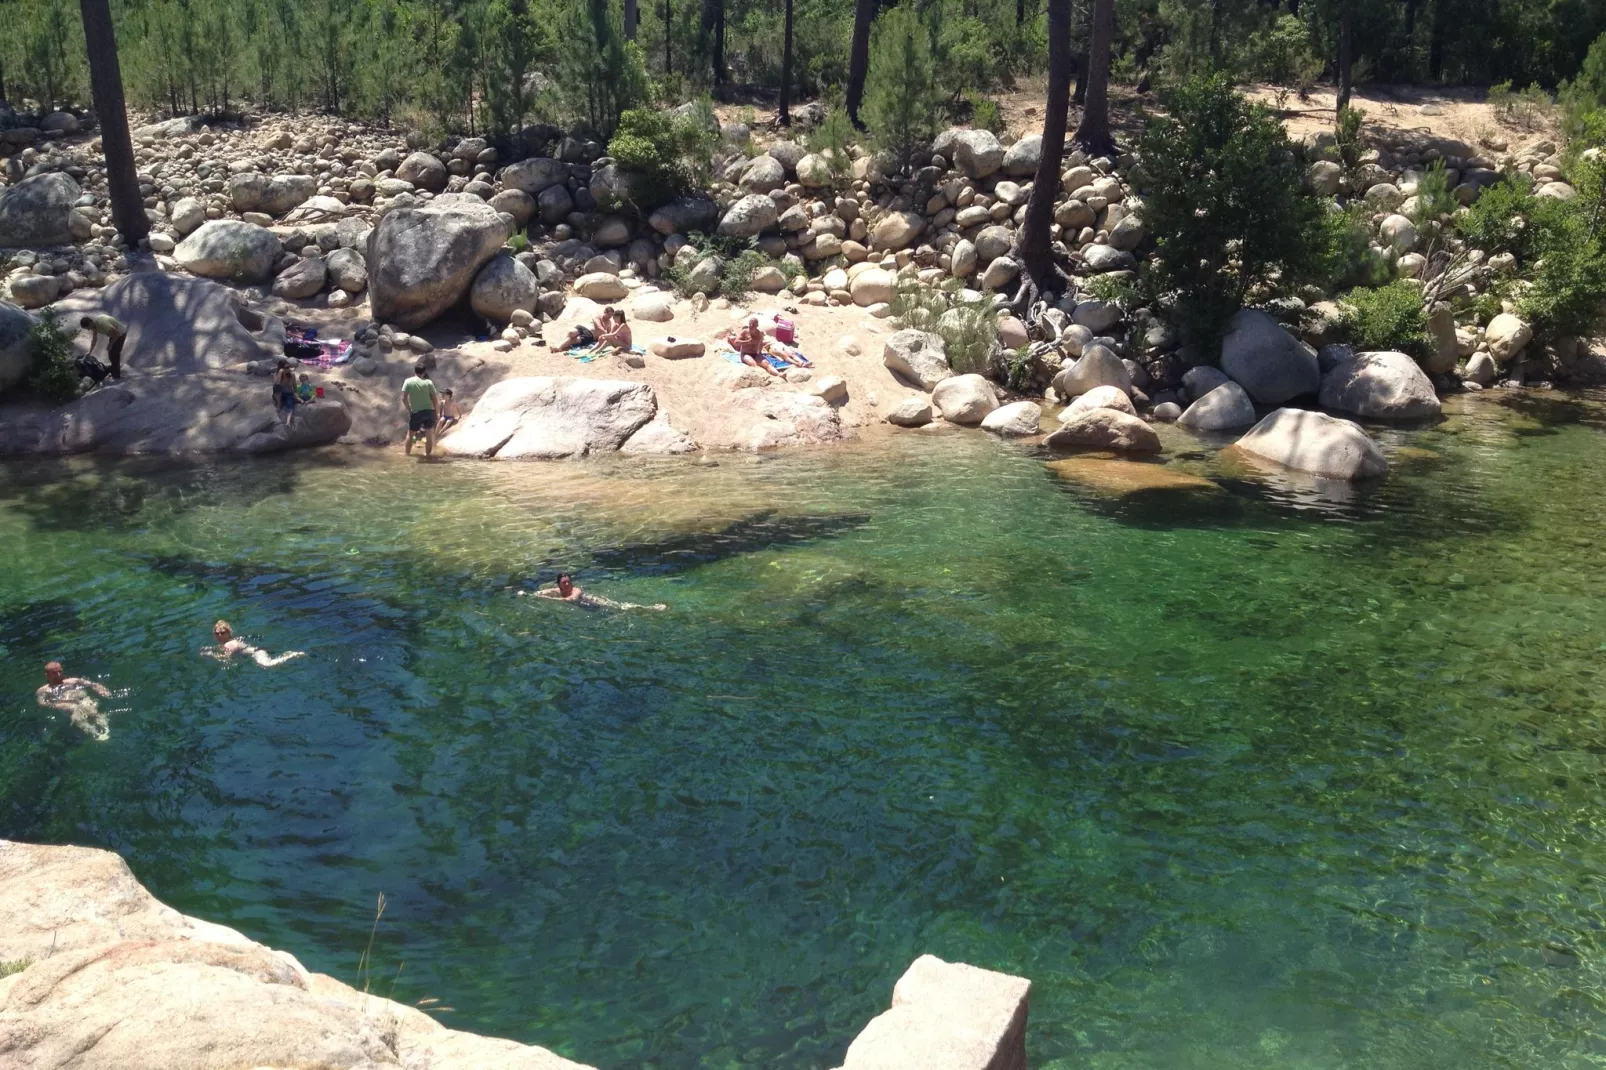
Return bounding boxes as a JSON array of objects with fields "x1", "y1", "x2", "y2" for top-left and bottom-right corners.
[
  {"x1": 932, "y1": 374, "x2": 999, "y2": 425},
  {"x1": 980, "y1": 399, "x2": 1043, "y2": 436},
  {"x1": 887, "y1": 396, "x2": 934, "y2": 427},
  {"x1": 228, "y1": 173, "x2": 317, "y2": 216},
  {"x1": 1233, "y1": 407, "x2": 1389, "y2": 480},
  {"x1": 470, "y1": 255, "x2": 539, "y2": 324},
  {"x1": 883, "y1": 330, "x2": 951, "y2": 390},
  {"x1": 717, "y1": 194, "x2": 779, "y2": 238},
  {"x1": 648, "y1": 196, "x2": 720, "y2": 236},
  {"x1": 870, "y1": 212, "x2": 924, "y2": 251},
  {"x1": 326, "y1": 247, "x2": 368, "y2": 293},
  {"x1": 439, "y1": 377, "x2": 656, "y2": 459},
  {"x1": 1081, "y1": 244, "x2": 1137, "y2": 272},
  {"x1": 0, "y1": 301, "x2": 36, "y2": 391},
  {"x1": 948, "y1": 129, "x2": 1005, "y2": 179},
  {"x1": 849, "y1": 268, "x2": 896, "y2": 307},
  {"x1": 1423, "y1": 305, "x2": 1459, "y2": 374},
  {"x1": 1045, "y1": 408, "x2": 1162, "y2": 453},
  {"x1": 1052, "y1": 343, "x2": 1131, "y2": 398},
  {"x1": 537, "y1": 184, "x2": 574, "y2": 225},
  {"x1": 175, "y1": 220, "x2": 283, "y2": 282},
  {"x1": 367, "y1": 199, "x2": 511, "y2": 329},
  {"x1": 836, "y1": 955, "x2": 1029, "y2": 1070},
  {"x1": 739, "y1": 155, "x2": 787, "y2": 193},
  {"x1": 574, "y1": 272, "x2": 628, "y2": 301},
  {"x1": 0, "y1": 172, "x2": 81, "y2": 247},
  {"x1": 270, "y1": 256, "x2": 327, "y2": 300},
  {"x1": 80, "y1": 273, "x2": 283, "y2": 371},
  {"x1": 396, "y1": 151, "x2": 449, "y2": 192},
  {"x1": 1001, "y1": 135, "x2": 1042, "y2": 178},
  {"x1": 498, "y1": 157, "x2": 568, "y2": 195},
  {"x1": 1318, "y1": 350, "x2": 1441, "y2": 420},
  {"x1": 1177, "y1": 382, "x2": 1257, "y2": 431},
  {"x1": 1485, "y1": 313, "x2": 1532, "y2": 363},
  {"x1": 727, "y1": 388, "x2": 845, "y2": 449},
  {"x1": 1220, "y1": 307, "x2": 1320, "y2": 404}
]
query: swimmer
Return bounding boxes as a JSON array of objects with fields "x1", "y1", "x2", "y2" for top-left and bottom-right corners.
[
  {"x1": 205, "y1": 620, "x2": 306, "y2": 667},
  {"x1": 36, "y1": 660, "x2": 113, "y2": 741},
  {"x1": 518, "y1": 573, "x2": 666, "y2": 610}
]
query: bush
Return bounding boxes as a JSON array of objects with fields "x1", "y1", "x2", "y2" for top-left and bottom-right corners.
[
  {"x1": 966, "y1": 91, "x2": 1003, "y2": 133},
  {"x1": 862, "y1": 5, "x2": 943, "y2": 171},
  {"x1": 1246, "y1": 13, "x2": 1323, "y2": 87},
  {"x1": 1137, "y1": 73, "x2": 1329, "y2": 345},
  {"x1": 26, "y1": 313, "x2": 81, "y2": 404},
  {"x1": 804, "y1": 90, "x2": 858, "y2": 188},
  {"x1": 1518, "y1": 161, "x2": 1606, "y2": 338},
  {"x1": 1457, "y1": 173, "x2": 1537, "y2": 256},
  {"x1": 1313, "y1": 200, "x2": 1391, "y2": 291},
  {"x1": 1335, "y1": 105, "x2": 1366, "y2": 170},
  {"x1": 1339, "y1": 281, "x2": 1427, "y2": 355},
  {"x1": 606, "y1": 105, "x2": 719, "y2": 212},
  {"x1": 1561, "y1": 34, "x2": 1606, "y2": 148},
  {"x1": 718, "y1": 249, "x2": 767, "y2": 300},
  {"x1": 1411, "y1": 161, "x2": 1457, "y2": 226},
  {"x1": 889, "y1": 278, "x2": 997, "y2": 375}
]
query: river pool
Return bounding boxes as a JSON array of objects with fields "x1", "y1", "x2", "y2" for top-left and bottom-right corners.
[{"x1": 4, "y1": 393, "x2": 1606, "y2": 1069}]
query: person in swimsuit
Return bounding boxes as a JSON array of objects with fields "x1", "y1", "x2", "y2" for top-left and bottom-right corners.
[
  {"x1": 552, "y1": 309, "x2": 616, "y2": 352},
  {"x1": 595, "y1": 309, "x2": 632, "y2": 351},
  {"x1": 79, "y1": 313, "x2": 128, "y2": 379},
  {"x1": 437, "y1": 388, "x2": 463, "y2": 432},
  {"x1": 36, "y1": 660, "x2": 114, "y2": 741},
  {"x1": 732, "y1": 318, "x2": 784, "y2": 378},
  {"x1": 272, "y1": 359, "x2": 298, "y2": 425},
  {"x1": 519, "y1": 573, "x2": 666, "y2": 610},
  {"x1": 204, "y1": 620, "x2": 306, "y2": 667},
  {"x1": 401, "y1": 362, "x2": 439, "y2": 457}
]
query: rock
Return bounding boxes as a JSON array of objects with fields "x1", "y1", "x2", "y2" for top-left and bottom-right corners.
[
  {"x1": 997, "y1": 316, "x2": 1028, "y2": 349},
  {"x1": 1318, "y1": 350, "x2": 1441, "y2": 420},
  {"x1": 1151, "y1": 401, "x2": 1183, "y2": 422},
  {"x1": 740, "y1": 155, "x2": 787, "y2": 193},
  {"x1": 84, "y1": 273, "x2": 283, "y2": 372},
  {"x1": 1181, "y1": 364, "x2": 1230, "y2": 400},
  {"x1": 1365, "y1": 182, "x2": 1405, "y2": 210},
  {"x1": 148, "y1": 232, "x2": 177, "y2": 254},
  {"x1": 1045, "y1": 407, "x2": 1162, "y2": 453},
  {"x1": 1071, "y1": 300, "x2": 1120, "y2": 334},
  {"x1": 0, "y1": 839, "x2": 595, "y2": 1070},
  {"x1": 169, "y1": 196, "x2": 206, "y2": 237},
  {"x1": 1464, "y1": 351, "x2": 1496, "y2": 385},
  {"x1": 796, "y1": 153, "x2": 834, "y2": 187},
  {"x1": 1054, "y1": 200, "x2": 1095, "y2": 230},
  {"x1": 619, "y1": 414, "x2": 698, "y2": 454},
  {"x1": 1422, "y1": 306, "x2": 1458, "y2": 374},
  {"x1": 1107, "y1": 215, "x2": 1145, "y2": 252},
  {"x1": 950, "y1": 239, "x2": 977, "y2": 277},
  {"x1": 490, "y1": 188, "x2": 536, "y2": 225},
  {"x1": 0, "y1": 301, "x2": 37, "y2": 390},
  {"x1": 1219, "y1": 308, "x2": 1319, "y2": 404},
  {"x1": 811, "y1": 374, "x2": 849, "y2": 404},
  {"x1": 768, "y1": 140, "x2": 808, "y2": 173},
  {"x1": 1379, "y1": 214, "x2": 1418, "y2": 254},
  {"x1": 726, "y1": 387, "x2": 845, "y2": 449},
  {"x1": 1081, "y1": 244, "x2": 1136, "y2": 272},
  {"x1": 0, "y1": 172, "x2": 80, "y2": 246},
  {"x1": 648, "y1": 196, "x2": 720, "y2": 235},
  {"x1": 717, "y1": 194, "x2": 780, "y2": 238},
  {"x1": 836, "y1": 953, "x2": 1029, "y2": 1070},
  {"x1": 593, "y1": 216, "x2": 631, "y2": 247},
  {"x1": 1046, "y1": 456, "x2": 1217, "y2": 494},
  {"x1": 949, "y1": 129, "x2": 1005, "y2": 179},
  {"x1": 883, "y1": 330, "x2": 951, "y2": 390},
  {"x1": 751, "y1": 266, "x2": 788, "y2": 292},
  {"x1": 499, "y1": 156, "x2": 568, "y2": 195},
  {"x1": 631, "y1": 293, "x2": 674, "y2": 322},
  {"x1": 886, "y1": 396, "x2": 934, "y2": 427},
  {"x1": 686, "y1": 256, "x2": 724, "y2": 294},
  {"x1": 649, "y1": 337, "x2": 705, "y2": 359},
  {"x1": 1485, "y1": 313, "x2": 1532, "y2": 363},
  {"x1": 973, "y1": 400, "x2": 1038, "y2": 437},
  {"x1": 1308, "y1": 160, "x2": 1343, "y2": 195},
  {"x1": 870, "y1": 211, "x2": 924, "y2": 251},
  {"x1": 367, "y1": 199, "x2": 511, "y2": 329},
  {"x1": 326, "y1": 247, "x2": 368, "y2": 293},
  {"x1": 1233, "y1": 407, "x2": 1388, "y2": 480},
  {"x1": 228, "y1": 173, "x2": 317, "y2": 216},
  {"x1": 1052, "y1": 343, "x2": 1131, "y2": 398},
  {"x1": 980, "y1": 256, "x2": 1020, "y2": 291},
  {"x1": 175, "y1": 220, "x2": 283, "y2": 282},
  {"x1": 271, "y1": 256, "x2": 327, "y2": 300},
  {"x1": 932, "y1": 374, "x2": 999, "y2": 425},
  {"x1": 470, "y1": 255, "x2": 539, "y2": 324},
  {"x1": 850, "y1": 268, "x2": 896, "y2": 307},
  {"x1": 1177, "y1": 382, "x2": 1257, "y2": 431},
  {"x1": 8, "y1": 273, "x2": 61, "y2": 308},
  {"x1": 440, "y1": 376, "x2": 656, "y2": 459},
  {"x1": 1536, "y1": 181, "x2": 1577, "y2": 201},
  {"x1": 1001, "y1": 134, "x2": 1042, "y2": 177},
  {"x1": 1065, "y1": 384, "x2": 1136, "y2": 417},
  {"x1": 974, "y1": 225, "x2": 1012, "y2": 265},
  {"x1": 239, "y1": 400, "x2": 355, "y2": 453},
  {"x1": 396, "y1": 151, "x2": 448, "y2": 192}
]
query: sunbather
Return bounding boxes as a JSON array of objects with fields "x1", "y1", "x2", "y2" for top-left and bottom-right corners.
[
  {"x1": 596, "y1": 309, "x2": 632, "y2": 350},
  {"x1": 438, "y1": 389, "x2": 462, "y2": 432},
  {"x1": 552, "y1": 307, "x2": 617, "y2": 352},
  {"x1": 732, "y1": 318, "x2": 784, "y2": 377}
]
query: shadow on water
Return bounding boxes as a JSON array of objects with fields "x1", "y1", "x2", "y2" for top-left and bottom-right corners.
[
  {"x1": 580, "y1": 510, "x2": 874, "y2": 578},
  {"x1": 1491, "y1": 390, "x2": 1606, "y2": 435},
  {"x1": 0, "y1": 598, "x2": 83, "y2": 659}
]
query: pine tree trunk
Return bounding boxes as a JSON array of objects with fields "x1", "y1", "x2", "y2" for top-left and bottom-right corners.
[
  {"x1": 715, "y1": 0, "x2": 726, "y2": 89},
  {"x1": 1073, "y1": 0, "x2": 1113, "y2": 155},
  {"x1": 665, "y1": 0, "x2": 672, "y2": 73},
  {"x1": 846, "y1": 0, "x2": 877, "y2": 128},
  {"x1": 1337, "y1": 0, "x2": 1353, "y2": 110},
  {"x1": 1015, "y1": 0, "x2": 1071, "y2": 306},
  {"x1": 624, "y1": 0, "x2": 637, "y2": 39},
  {"x1": 1208, "y1": 0, "x2": 1224, "y2": 67},
  {"x1": 79, "y1": 0, "x2": 149, "y2": 243},
  {"x1": 1016, "y1": 0, "x2": 1025, "y2": 27},
  {"x1": 1072, "y1": 0, "x2": 1089, "y2": 106},
  {"x1": 778, "y1": 0, "x2": 794, "y2": 125},
  {"x1": 1428, "y1": 0, "x2": 1444, "y2": 80}
]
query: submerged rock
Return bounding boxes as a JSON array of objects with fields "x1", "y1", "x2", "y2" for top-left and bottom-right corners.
[{"x1": 1233, "y1": 407, "x2": 1389, "y2": 480}]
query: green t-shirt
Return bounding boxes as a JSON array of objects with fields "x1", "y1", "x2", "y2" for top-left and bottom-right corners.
[
  {"x1": 91, "y1": 313, "x2": 125, "y2": 338},
  {"x1": 403, "y1": 376, "x2": 438, "y2": 413}
]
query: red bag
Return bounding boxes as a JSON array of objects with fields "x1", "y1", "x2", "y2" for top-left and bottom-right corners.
[{"x1": 774, "y1": 317, "x2": 796, "y2": 344}]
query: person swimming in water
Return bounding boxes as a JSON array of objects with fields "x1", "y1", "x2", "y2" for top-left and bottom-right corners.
[
  {"x1": 204, "y1": 620, "x2": 307, "y2": 666},
  {"x1": 36, "y1": 660, "x2": 114, "y2": 741},
  {"x1": 519, "y1": 573, "x2": 666, "y2": 610}
]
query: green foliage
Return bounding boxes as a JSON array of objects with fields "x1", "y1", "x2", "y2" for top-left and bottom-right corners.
[
  {"x1": 0, "y1": 959, "x2": 32, "y2": 980},
  {"x1": 925, "y1": 0, "x2": 994, "y2": 107},
  {"x1": 889, "y1": 278, "x2": 998, "y2": 375},
  {"x1": 554, "y1": 0, "x2": 650, "y2": 140},
  {"x1": 606, "y1": 104, "x2": 718, "y2": 211},
  {"x1": 804, "y1": 91, "x2": 858, "y2": 188},
  {"x1": 26, "y1": 314, "x2": 82, "y2": 404},
  {"x1": 1457, "y1": 174, "x2": 1538, "y2": 256},
  {"x1": 1138, "y1": 74, "x2": 1328, "y2": 345},
  {"x1": 1411, "y1": 161, "x2": 1457, "y2": 227},
  {"x1": 1313, "y1": 202, "x2": 1392, "y2": 291},
  {"x1": 862, "y1": 4, "x2": 943, "y2": 171},
  {"x1": 1339, "y1": 281, "x2": 1428, "y2": 355},
  {"x1": 1245, "y1": 13, "x2": 1323, "y2": 87},
  {"x1": 479, "y1": 0, "x2": 552, "y2": 137},
  {"x1": 1085, "y1": 273, "x2": 1139, "y2": 310},
  {"x1": 965, "y1": 92, "x2": 1003, "y2": 134},
  {"x1": 1335, "y1": 106, "x2": 1366, "y2": 171},
  {"x1": 1489, "y1": 81, "x2": 1553, "y2": 130},
  {"x1": 1561, "y1": 34, "x2": 1606, "y2": 148},
  {"x1": 663, "y1": 236, "x2": 770, "y2": 301},
  {"x1": 719, "y1": 250, "x2": 768, "y2": 300}
]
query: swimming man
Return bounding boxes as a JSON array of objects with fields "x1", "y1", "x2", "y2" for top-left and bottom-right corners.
[
  {"x1": 36, "y1": 660, "x2": 114, "y2": 741},
  {"x1": 520, "y1": 573, "x2": 665, "y2": 610}
]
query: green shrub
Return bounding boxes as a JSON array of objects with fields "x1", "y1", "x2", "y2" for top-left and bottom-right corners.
[
  {"x1": 719, "y1": 249, "x2": 767, "y2": 301},
  {"x1": 1518, "y1": 180, "x2": 1606, "y2": 339},
  {"x1": 804, "y1": 90, "x2": 857, "y2": 188},
  {"x1": 1560, "y1": 34, "x2": 1606, "y2": 148},
  {"x1": 1335, "y1": 105, "x2": 1366, "y2": 170},
  {"x1": 889, "y1": 278, "x2": 997, "y2": 374},
  {"x1": 1246, "y1": 13, "x2": 1323, "y2": 86},
  {"x1": 1312, "y1": 201, "x2": 1391, "y2": 290},
  {"x1": 1085, "y1": 273, "x2": 1139, "y2": 310},
  {"x1": 1457, "y1": 174, "x2": 1537, "y2": 256},
  {"x1": 966, "y1": 91, "x2": 1003, "y2": 134},
  {"x1": 606, "y1": 104, "x2": 720, "y2": 212},
  {"x1": 1411, "y1": 161, "x2": 1457, "y2": 226},
  {"x1": 1138, "y1": 73, "x2": 1329, "y2": 345},
  {"x1": 926, "y1": 0, "x2": 994, "y2": 108},
  {"x1": 0, "y1": 959, "x2": 32, "y2": 979},
  {"x1": 26, "y1": 313, "x2": 81, "y2": 404},
  {"x1": 862, "y1": 5, "x2": 943, "y2": 171},
  {"x1": 1339, "y1": 281, "x2": 1427, "y2": 355}
]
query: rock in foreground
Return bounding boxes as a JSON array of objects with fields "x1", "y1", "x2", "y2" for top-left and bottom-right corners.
[
  {"x1": 439, "y1": 376, "x2": 657, "y2": 459},
  {"x1": 0, "y1": 839, "x2": 593, "y2": 1070},
  {"x1": 831, "y1": 954, "x2": 1030, "y2": 1070},
  {"x1": 0, "y1": 172, "x2": 80, "y2": 247},
  {"x1": 1234, "y1": 407, "x2": 1389, "y2": 480}
]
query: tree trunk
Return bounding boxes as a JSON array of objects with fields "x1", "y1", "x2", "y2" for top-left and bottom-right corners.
[
  {"x1": 79, "y1": 0, "x2": 149, "y2": 243},
  {"x1": 1337, "y1": 0, "x2": 1353, "y2": 110},
  {"x1": 1072, "y1": 0, "x2": 1089, "y2": 106},
  {"x1": 778, "y1": 0, "x2": 794, "y2": 125},
  {"x1": 1016, "y1": 0, "x2": 1025, "y2": 26},
  {"x1": 624, "y1": 0, "x2": 637, "y2": 39},
  {"x1": 1287, "y1": 0, "x2": 1299, "y2": 13},
  {"x1": 1073, "y1": 0, "x2": 1113, "y2": 155},
  {"x1": 1208, "y1": 0, "x2": 1224, "y2": 68},
  {"x1": 1015, "y1": 0, "x2": 1072, "y2": 308},
  {"x1": 0, "y1": 55, "x2": 7, "y2": 104},
  {"x1": 1428, "y1": 0, "x2": 1445, "y2": 80},
  {"x1": 664, "y1": 0, "x2": 672, "y2": 73},
  {"x1": 700, "y1": 0, "x2": 725, "y2": 88},
  {"x1": 846, "y1": 0, "x2": 876, "y2": 127}
]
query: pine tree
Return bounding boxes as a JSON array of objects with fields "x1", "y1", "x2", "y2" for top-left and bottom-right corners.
[
  {"x1": 1015, "y1": 0, "x2": 1071, "y2": 309},
  {"x1": 78, "y1": 0, "x2": 148, "y2": 242},
  {"x1": 1073, "y1": 0, "x2": 1114, "y2": 155},
  {"x1": 861, "y1": 4, "x2": 941, "y2": 170},
  {"x1": 845, "y1": 0, "x2": 876, "y2": 127}
]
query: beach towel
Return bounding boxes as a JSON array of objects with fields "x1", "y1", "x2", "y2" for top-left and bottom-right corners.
[
  {"x1": 569, "y1": 343, "x2": 646, "y2": 363},
  {"x1": 718, "y1": 346, "x2": 810, "y2": 373}
]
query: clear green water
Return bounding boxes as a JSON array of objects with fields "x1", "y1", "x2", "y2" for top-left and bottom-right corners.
[{"x1": 5, "y1": 393, "x2": 1606, "y2": 1069}]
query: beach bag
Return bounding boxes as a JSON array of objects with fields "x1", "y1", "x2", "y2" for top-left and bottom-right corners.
[
  {"x1": 773, "y1": 316, "x2": 796, "y2": 344},
  {"x1": 75, "y1": 355, "x2": 109, "y2": 382}
]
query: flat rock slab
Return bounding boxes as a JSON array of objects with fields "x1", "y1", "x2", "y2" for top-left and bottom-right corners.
[
  {"x1": 439, "y1": 376, "x2": 657, "y2": 459},
  {"x1": 1046, "y1": 456, "x2": 1220, "y2": 495},
  {"x1": 834, "y1": 954, "x2": 1030, "y2": 1070}
]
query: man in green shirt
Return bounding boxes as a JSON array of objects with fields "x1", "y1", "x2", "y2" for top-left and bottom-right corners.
[
  {"x1": 401, "y1": 362, "x2": 440, "y2": 457},
  {"x1": 79, "y1": 313, "x2": 128, "y2": 379}
]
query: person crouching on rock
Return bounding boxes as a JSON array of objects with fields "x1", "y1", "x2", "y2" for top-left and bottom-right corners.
[
  {"x1": 272, "y1": 359, "x2": 298, "y2": 426},
  {"x1": 79, "y1": 313, "x2": 127, "y2": 379},
  {"x1": 402, "y1": 362, "x2": 440, "y2": 457}
]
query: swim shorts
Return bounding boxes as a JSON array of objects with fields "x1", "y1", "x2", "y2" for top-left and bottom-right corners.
[{"x1": 409, "y1": 409, "x2": 437, "y2": 432}]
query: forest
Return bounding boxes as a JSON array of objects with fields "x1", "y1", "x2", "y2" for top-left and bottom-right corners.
[{"x1": 1, "y1": 0, "x2": 1604, "y2": 143}]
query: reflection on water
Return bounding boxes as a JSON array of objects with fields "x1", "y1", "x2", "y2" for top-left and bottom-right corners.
[{"x1": 4, "y1": 396, "x2": 1606, "y2": 1069}]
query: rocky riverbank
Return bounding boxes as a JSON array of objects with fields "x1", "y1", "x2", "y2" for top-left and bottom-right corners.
[{"x1": 0, "y1": 838, "x2": 1033, "y2": 1070}]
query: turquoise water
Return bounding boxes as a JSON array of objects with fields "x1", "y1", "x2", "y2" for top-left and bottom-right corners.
[{"x1": 5, "y1": 394, "x2": 1606, "y2": 1068}]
